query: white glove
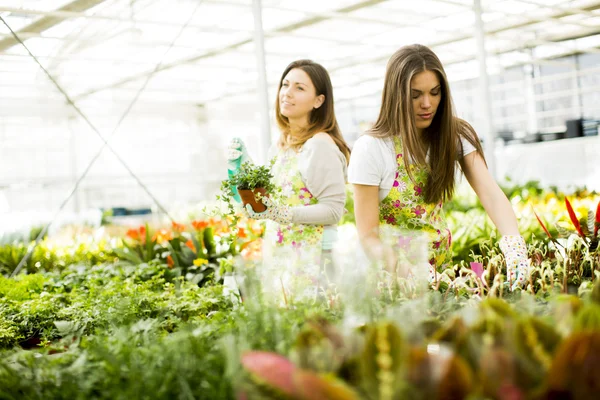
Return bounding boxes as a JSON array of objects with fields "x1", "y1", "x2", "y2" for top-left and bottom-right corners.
[
  {"x1": 499, "y1": 235, "x2": 530, "y2": 291},
  {"x1": 244, "y1": 197, "x2": 293, "y2": 225}
]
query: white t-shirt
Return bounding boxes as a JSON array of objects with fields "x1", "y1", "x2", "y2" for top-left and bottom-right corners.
[{"x1": 348, "y1": 135, "x2": 476, "y2": 202}]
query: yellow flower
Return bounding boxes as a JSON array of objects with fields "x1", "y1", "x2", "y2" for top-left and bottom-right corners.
[{"x1": 193, "y1": 258, "x2": 209, "y2": 266}]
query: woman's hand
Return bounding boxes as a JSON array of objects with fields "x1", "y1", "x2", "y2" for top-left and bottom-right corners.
[
  {"x1": 244, "y1": 197, "x2": 293, "y2": 225},
  {"x1": 499, "y1": 235, "x2": 530, "y2": 290}
]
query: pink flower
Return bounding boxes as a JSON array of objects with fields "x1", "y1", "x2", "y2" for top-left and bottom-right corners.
[
  {"x1": 412, "y1": 205, "x2": 425, "y2": 217},
  {"x1": 398, "y1": 236, "x2": 411, "y2": 251},
  {"x1": 470, "y1": 262, "x2": 484, "y2": 280},
  {"x1": 299, "y1": 188, "x2": 312, "y2": 198},
  {"x1": 385, "y1": 215, "x2": 396, "y2": 224},
  {"x1": 393, "y1": 200, "x2": 403, "y2": 208},
  {"x1": 414, "y1": 186, "x2": 423, "y2": 196},
  {"x1": 277, "y1": 230, "x2": 284, "y2": 244},
  {"x1": 393, "y1": 180, "x2": 400, "y2": 187},
  {"x1": 433, "y1": 241, "x2": 441, "y2": 249}
]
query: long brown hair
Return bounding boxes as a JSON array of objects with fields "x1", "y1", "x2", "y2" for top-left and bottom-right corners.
[
  {"x1": 275, "y1": 59, "x2": 350, "y2": 163},
  {"x1": 369, "y1": 44, "x2": 485, "y2": 204}
]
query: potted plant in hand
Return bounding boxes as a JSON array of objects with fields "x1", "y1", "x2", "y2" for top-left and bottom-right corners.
[{"x1": 220, "y1": 161, "x2": 276, "y2": 215}]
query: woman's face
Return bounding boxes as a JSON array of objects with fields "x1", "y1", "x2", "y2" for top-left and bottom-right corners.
[
  {"x1": 279, "y1": 68, "x2": 324, "y2": 121},
  {"x1": 410, "y1": 69, "x2": 442, "y2": 133}
]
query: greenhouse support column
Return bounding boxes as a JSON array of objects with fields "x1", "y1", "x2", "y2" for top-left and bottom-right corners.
[
  {"x1": 524, "y1": 63, "x2": 538, "y2": 134},
  {"x1": 572, "y1": 55, "x2": 583, "y2": 119},
  {"x1": 473, "y1": 0, "x2": 496, "y2": 178},
  {"x1": 252, "y1": 0, "x2": 271, "y2": 164}
]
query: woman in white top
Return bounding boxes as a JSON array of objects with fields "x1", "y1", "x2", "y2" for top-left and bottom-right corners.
[
  {"x1": 348, "y1": 44, "x2": 528, "y2": 290},
  {"x1": 227, "y1": 59, "x2": 350, "y2": 298}
]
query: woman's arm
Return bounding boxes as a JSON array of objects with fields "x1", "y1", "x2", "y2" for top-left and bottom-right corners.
[
  {"x1": 244, "y1": 135, "x2": 346, "y2": 226},
  {"x1": 459, "y1": 151, "x2": 520, "y2": 235},
  {"x1": 353, "y1": 184, "x2": 397, "y2": 270},
  {"x1": 460, "y1": 151, "x2": 529, "y2": 290},
  {"x1": 353, "y1": 184, "x2": 381, "y2": 246},
  {"x1": 292, "y1": 134, "x2": 347, "y2": 225}
]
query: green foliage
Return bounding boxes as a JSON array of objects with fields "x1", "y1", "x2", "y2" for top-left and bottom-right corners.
[
  {"x1": 217, "y1": 161, "x2": 277, "y2": 222},
  {"x1": 0, "y1": 181, "x2": 598, "y2": 399},
  {"x1": 229, "y1": 161, "x2": 276, "y2": 192},
  {"x1": 0, "y1": 239, "x2": 116, "y2": 276},
  {"x1": 0, "y1": 263, "x2": 232, "y2": 349},
  {"x1": 0, "y1": 321, "x2": 234, "y2": 400}
]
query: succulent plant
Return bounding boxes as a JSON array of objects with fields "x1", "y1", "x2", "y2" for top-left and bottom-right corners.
[{"x1": 545, "y1": 331, "x2": 600, "y2": 400}]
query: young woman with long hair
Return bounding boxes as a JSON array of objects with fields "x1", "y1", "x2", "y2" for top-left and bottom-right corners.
[
  {"x1": 348, "y1": 44, "x2": 528, "y2": 290},
  {"x1": 227, "y1": 59, "x2": 350, "y2": 299}
]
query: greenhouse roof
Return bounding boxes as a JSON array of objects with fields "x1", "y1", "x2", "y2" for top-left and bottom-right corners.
[{"x1": 1, "y1": 0, "x2": 600, "y2": 110}]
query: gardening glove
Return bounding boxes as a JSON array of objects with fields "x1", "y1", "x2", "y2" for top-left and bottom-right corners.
[
  {"x1": 244, "y1": 197, "x2": 293, "y2": 225},
  {"x1": 499, "y1": 235, "x2": 530, "y2": 291},
  {"x1": 226, "y1": 137, "x2": 252, "y2": 203}
]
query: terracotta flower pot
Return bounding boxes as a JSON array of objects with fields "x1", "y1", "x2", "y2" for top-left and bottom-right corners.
[{"x1": 238, "y1": 187, "x2": 268, "y2": 213}]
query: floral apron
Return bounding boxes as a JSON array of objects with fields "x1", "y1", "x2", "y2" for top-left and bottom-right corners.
[
  {"x1": 379, "y1": 136, "x2": 452, "y2": 280},
  {"x1": 261, "y1": 147, "x2": 325, "y2": 303}
]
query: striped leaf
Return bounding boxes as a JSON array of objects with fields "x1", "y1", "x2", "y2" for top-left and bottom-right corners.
[{"x1": 588, "y1": 209, "x2": 595, "y2": 237}]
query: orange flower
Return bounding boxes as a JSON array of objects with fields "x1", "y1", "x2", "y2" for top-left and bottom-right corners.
[
  {"x1": 166, "y1": 255, "x2": 175, "y2": 268},
  {"x1": 185, "y1": 239, "x2": 196, "y2": 253},
  {"x1": 126, "y1": 226, "x2": 146, "y2": 242},
  {"x1": 172, "y1": 221, "x2": 186, "y2": 233},
  {"x1": 152, "y1": 228, "x2": 173, "y2": 243},
  {"x1": 209, "y1": 217, "x2": 229, "y2": 235},
  {"x1": 191, "y1": 220, "x2": 209, "y2": 231},
  {"x1": 126, "y1": 228, "x2": 140, "y2": 241},
  {"x1": 238, "y1": 227, "x2": 247, "y2": 238},
  {"x1": 241, "y1": 239, "x2": 262, "y2": 260}
]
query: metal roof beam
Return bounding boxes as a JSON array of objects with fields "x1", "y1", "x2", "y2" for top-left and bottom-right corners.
[
  {"x1": 72, "y1": 0, "x2": 390, "y2": 99},
  {"x1": 0, "y1": 0, "x2": 107, "y2": 52}
]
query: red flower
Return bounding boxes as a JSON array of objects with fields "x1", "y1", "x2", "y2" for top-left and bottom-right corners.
[
  {"x1": 533, "y1": 208, "x2": 553, "y2": 238},
  {"x1": 595, "y1": 200, "x2": 600, "y2": 238},
  {"x1": 565, "y1": 197, "x2": 585, "y2": 237}
]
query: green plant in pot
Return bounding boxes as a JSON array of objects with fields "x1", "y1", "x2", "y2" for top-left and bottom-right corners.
[{"x1": 220, "y1": 161, "x2": 277, "y2": 216}]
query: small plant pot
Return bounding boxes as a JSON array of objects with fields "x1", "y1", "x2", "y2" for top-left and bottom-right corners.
[{"x1": 238, "y1": 187, "x2": 268, "y2": 213}]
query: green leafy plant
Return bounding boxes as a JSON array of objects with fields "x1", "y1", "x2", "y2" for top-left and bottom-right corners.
[{"x1": 218, "y1": 161, "x2": 277, "y2": 222}]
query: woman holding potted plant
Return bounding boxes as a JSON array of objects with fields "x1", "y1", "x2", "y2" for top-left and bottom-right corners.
[
  {"x1": 227, "y1": 59, "x2": 350, "y2": 300},
  {"x1": 348, "y1": 44, "x2": 529, "y2": 290}
]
